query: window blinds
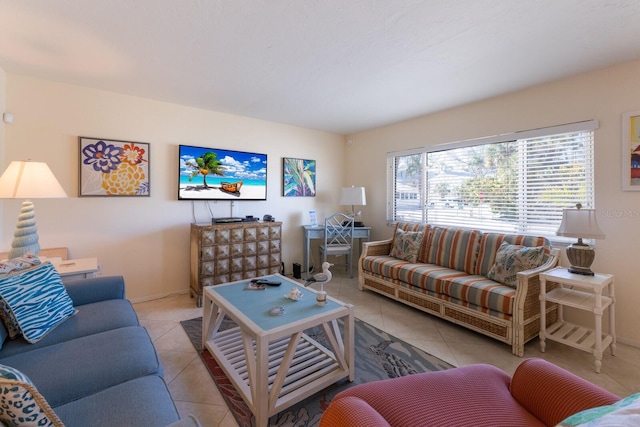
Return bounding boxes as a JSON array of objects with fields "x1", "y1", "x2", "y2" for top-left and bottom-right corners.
[{"x1": 387, "y1": 121, "x2": 597, "y2": 238}]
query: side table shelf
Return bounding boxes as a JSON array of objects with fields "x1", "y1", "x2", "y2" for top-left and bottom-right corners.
[{"x1": 539, "y1": 267, "x2": 616, "y2": 373}]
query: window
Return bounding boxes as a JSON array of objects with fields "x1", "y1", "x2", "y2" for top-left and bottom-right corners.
[{"x1": 387, "y1": 121, "x2": 598, "y2": 239}]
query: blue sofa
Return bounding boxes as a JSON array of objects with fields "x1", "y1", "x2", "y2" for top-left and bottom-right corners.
[{"x1": 0, "y1": 275, "x2": 199, "y2": 427}]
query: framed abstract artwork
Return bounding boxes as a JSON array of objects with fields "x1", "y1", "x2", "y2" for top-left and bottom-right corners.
[
  {"x1": 622, "y1": 111, "x2": 640, "y2": 191},
  {"x1": 283, "y1": 157, "x2": 316, "y2": 197},
  {"x1": 79, "y1": 137, "x2": 150, "y2": 196}
]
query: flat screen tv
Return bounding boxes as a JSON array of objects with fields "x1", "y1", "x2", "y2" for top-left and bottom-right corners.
[{"x1": 178, "y1": 144, "x2": 267, "y2": 201}]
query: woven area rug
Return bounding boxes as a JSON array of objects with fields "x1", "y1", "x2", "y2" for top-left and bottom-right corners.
[{"x1": 181, "y1": 316, "x2": 453, "y2": 427}]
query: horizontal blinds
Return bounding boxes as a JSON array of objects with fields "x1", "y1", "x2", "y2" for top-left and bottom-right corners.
[
  {"x1": 387, "y1": 124, "x2": 595, "y2": 238},
  {"x1": 387, "y1": 152, "x2": 426, "y2": 223}
]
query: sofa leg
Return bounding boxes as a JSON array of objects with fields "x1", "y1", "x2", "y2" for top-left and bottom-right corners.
[{"x1": 512, "y1": 342, "x2": 524, "y2": 357}]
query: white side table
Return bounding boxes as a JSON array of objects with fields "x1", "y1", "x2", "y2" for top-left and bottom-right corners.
[
  {"x1": 539, "y1": 267, "x2": 616, "y2": 373},
  {"x1": 52, "y1": 257, "x2": 99, "y2": 281}
]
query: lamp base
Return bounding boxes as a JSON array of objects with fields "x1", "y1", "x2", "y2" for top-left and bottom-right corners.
[
  {"x1": 8, "y1": 200, "x2": 40, "y2": 259},
  {"x1": 565, "y1": 241, "x2": 596, "y2": 277},
  {"x1": 567, "y1": 265, "x2": 595, "y2": 276}
]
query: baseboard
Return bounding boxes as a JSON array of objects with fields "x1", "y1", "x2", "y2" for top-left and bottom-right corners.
[
  {"x1": 616, "y1": 336, "x2": 640, "y2": 349},
  {"x1": 129, "y1": 289, "x2": 189, "y2": 304}
]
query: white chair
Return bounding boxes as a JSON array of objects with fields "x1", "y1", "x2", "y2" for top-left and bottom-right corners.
[{"x1": 318, "y1": 213, "x2": 355, "y2": 278}]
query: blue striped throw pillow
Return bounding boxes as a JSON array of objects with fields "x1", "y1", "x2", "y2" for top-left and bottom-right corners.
[{"x1": 0, "y1": 262, "x2": 75, "y2": 343}]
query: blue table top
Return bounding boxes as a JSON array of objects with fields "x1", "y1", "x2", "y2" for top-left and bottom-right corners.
[{"x1": 211, "y1": 275, "x2": 343, "y2": 331}]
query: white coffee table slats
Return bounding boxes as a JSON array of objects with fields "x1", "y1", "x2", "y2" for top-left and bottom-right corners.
[{"x1": 202, "y1": 274, "x2": 354, "y2": 427}]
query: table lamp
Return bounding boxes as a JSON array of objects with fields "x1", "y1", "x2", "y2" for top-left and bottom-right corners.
[
  {"x1": 556, "y1": 203, "x2": 605, "y2": 276},
  {"x1": 0, "y1": 161, "x2": 67, "y2": 259},
  {"x1": 339, "y1": 186, "x2": 366, "y2": 227}
]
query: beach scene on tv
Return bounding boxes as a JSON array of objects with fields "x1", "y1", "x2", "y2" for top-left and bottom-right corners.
[{"x1": 179, "y1": 145, "x2": 267, "y2": 200}]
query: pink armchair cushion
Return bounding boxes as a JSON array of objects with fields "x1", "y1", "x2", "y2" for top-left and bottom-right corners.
[
  {"x1": 327, "y1": 364, "x2": 544, "y2": 427},
  {"x1": 319, "y1": 396, "x2": 391, "y2": 427},
  {"x1": 510, "y1": 358, "x2": 620, "y2": 426}
]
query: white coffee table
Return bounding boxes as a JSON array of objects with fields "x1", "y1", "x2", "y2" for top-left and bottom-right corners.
[{"x1": 202, "y1": 274, "x2": 354, "y2": 427}]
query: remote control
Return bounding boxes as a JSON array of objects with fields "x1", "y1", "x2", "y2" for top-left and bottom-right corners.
[{"x1": 255, "y1": 280, "x2": 281, "y2": 286}]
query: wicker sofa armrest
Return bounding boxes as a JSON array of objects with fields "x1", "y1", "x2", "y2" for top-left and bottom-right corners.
[
  {"x1": 510, "y1": 248, "x2": 560, "y2": 356},
  {"x1": 516, "y1": 247, "x2": 561, "y2": 282},
  {"x1": 510, "y1": 358, "x2": 619, "y2": 426},
  {"x1": 360, "y1": 239, "x2": 393, "y2": 257}
]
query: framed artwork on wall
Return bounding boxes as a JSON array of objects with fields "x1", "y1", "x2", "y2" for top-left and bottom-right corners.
[
  {"x1": 622, "y1": 111, "x2": 640, "y2": 191},
  {"x1": 79, "y1": 137, "x2": 150, "y2": 197},
  {"x1": 283, "y1": 157, "x2": 316, "y2": 197}
]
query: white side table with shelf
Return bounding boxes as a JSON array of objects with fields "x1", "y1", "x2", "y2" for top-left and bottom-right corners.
[
  {"x1": 52, "y1": 257, "x2": 99, "y2": 281},
  {"x1": 539, "y1": 266, "x2": 616, "y2": 373}
]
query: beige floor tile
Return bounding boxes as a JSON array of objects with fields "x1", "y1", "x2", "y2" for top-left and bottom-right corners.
[
  {"x1": 217, "y1": 411, "x2": 241, "y2": 427},
  {"x1": 154, "y1": 324, "x2": 197, "y2": 352},
  {"x1": 174, "y1": 401, "x2": 233, "y2": 427},
  {"x1": 139, "y1": 318, "x2": 180, "y2": 341},
  {"x1": 157, "y1": 350, "x2": 199, "y2": 384},
  {"x1": 169, "y1": 358, "x2": 227, "y2": 405}
]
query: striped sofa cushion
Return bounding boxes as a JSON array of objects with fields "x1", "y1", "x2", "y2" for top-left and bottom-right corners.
[
  {"x1": 422, "y1": 227, "x2": 481, "y2": 274},
  {"x1": 475, "y1": 233, "x2": 551, "y2": 277},
  {"x1": 397, "y1": 264, "x2": 515, "y2": 315},
  {"x1": 0, "y1": 262, "x2": 75, "y2": 343},
  {"x1": 398, "y1": 283, "x2": 513, "y2": 320},
  {"x1": 362, "y1": 255, "x2": 412, "y2": 281}
]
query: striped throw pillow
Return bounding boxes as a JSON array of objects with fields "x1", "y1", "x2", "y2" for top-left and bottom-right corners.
[{"x1": 0, "y1": 262, "x2": 75, "y2": 343}]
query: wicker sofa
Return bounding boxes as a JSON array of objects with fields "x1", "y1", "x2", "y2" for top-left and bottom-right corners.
[{"x1": 359, "y1": 222, "x2": 560, "y2": 356}]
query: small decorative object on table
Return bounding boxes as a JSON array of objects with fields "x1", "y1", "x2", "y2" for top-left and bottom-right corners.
[
  {"x1": 268, "y1": 306, "x2": 285, "y2": 316},
  {"x1": 316, "y1": 290, "x2": 327, "y2": 306},
  {"x1": 286, "y1": 287, "x2": 303, "y2": 301},
  {"x1": 305, "y1": 261, "x2": 333, "y2": 306}
]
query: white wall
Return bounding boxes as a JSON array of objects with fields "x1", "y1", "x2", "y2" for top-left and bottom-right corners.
[
  {"x1": 1, "y1": 74, "x2": 346, "y2": 301},
  {"x1": 346, "y1": 60, "x2": 640, "y2": 346}
]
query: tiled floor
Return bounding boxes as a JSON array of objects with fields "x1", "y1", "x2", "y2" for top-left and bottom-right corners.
[{"x1": 133, "y1": 271, "x2": 640, "y2": 426}]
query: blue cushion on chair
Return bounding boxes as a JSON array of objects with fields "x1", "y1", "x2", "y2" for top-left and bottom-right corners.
[{"x1": 0, "y1": 262, "x2": 76, "y2": 343}]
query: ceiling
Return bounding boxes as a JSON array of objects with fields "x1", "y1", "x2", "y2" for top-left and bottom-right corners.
[{"x1": 1, "y1": 1, "x2": 639, "y2": 135}]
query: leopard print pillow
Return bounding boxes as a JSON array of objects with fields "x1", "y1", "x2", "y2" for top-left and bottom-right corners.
[{"x1": 0, "y1": 364, "x2": 64, "y2": 427}]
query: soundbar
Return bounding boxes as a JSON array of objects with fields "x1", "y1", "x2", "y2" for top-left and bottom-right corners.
[{"x1": 213, "y1": 217, "x2": 244, "y2": 224}]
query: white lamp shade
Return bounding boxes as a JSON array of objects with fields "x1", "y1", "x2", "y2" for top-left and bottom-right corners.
[
  {"x1": 0, "y1": 161, "x2": 67, "y2": 199},
  {"x1": 556, "y1": 208, "x2": 604, "y2": 239},
  {"x1": 339, "y1": 186, "x2": 366, "y2": 206}
]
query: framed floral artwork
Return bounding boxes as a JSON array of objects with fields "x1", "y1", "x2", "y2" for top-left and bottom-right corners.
[
  {"x1": 283, "y1": 157, "x2": 316, "y2": 197},
  {"x1": 79, "y1": 137, "x2": 150, "y2": 196}
]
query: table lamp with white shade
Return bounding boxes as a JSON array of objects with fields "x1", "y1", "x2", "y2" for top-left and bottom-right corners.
[
  {"x1": 556, "y1": 203, "x2": 605, "y2": 276},
  {"x1": 0, "y1": 161, "x2": 67, "y2": 259},
  {"x1": 339, "y1": 186, "x2": 366, "y2": 227}
]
